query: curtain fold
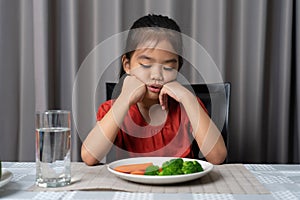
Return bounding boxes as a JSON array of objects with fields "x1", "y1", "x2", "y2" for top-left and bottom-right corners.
[
  {"x1": 0, "y1": 0, "x2": 299, "y2": 163},
  {"x1": 263, "y1": 0, "x2": 293, "y2": 163},
  {"x1": 293, "y1": 0, "x2": 300, "y2": 163},
  {"x1": 225, "y1": 0, "x2": 267, "y2": 162},
  {"x1": 19, "y1": 0, "x2": 35, "y2": 161},
  {"x1": 0, "y1": 0, "x2": 21, "y2": 160}
]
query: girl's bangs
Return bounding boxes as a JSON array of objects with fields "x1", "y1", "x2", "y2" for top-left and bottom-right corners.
[{"x1": 127, "y1": 27, "x2": 182, "y2": 54}]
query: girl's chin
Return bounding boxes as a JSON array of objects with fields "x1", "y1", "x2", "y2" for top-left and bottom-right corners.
[{"x1": 144, "y1": 91, "x2": 160, "y2": 100}]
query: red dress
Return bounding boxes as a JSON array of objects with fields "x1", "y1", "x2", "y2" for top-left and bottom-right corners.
[{"x1": 96, "y1": 98, "x2": 206, "y2": 162}]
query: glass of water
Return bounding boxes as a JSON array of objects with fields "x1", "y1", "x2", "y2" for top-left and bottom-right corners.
[{"x1": 35, "y1": 110, "x2": 71, "y2": 187}]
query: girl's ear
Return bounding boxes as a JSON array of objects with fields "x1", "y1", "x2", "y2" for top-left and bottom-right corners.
[{"x1": 122, "y1": 55, "x2": 130, "y2": 74}]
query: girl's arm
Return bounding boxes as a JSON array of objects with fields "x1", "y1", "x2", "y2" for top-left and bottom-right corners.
[
  {"x1": 159, "y1": 81, "x2": 227, "y2": 164},
  {"x1": 81, "y1": 97, "x2": 129, "y2": 166},
  {"x1": 81, "y1": 76, "x2": 146, "y2": 166}
]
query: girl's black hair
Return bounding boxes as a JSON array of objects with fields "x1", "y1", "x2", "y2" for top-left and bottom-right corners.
[
  {"x1": 130, "y1": 14, "x2": 181, "y2": 31},
  {"x1": 119, "y1": 14, "x2": 183, "y2": 78}
]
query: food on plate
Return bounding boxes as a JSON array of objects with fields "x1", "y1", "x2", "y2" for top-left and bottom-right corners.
[
  {"x1": 113, "y1": 162, "x2": 153, "y2": 174},
  {"x1": 144, "y1": 165, "x2": 161, "y2": 175},
  {"x1": 182, "y1": 160, "x2": 204, "y2": 174},
  {"x1": 157, "y1": 158, "x2": 184, "y2": 175},
  {"x1": 153, "y1": 158, "x2": 203, "y2": 176},
  {"x1": 130, "y1": 170, "x2": 146, "y2": 175},
  {"x1": 114, "y1": 158, "x2": 204, "y2": 176}
]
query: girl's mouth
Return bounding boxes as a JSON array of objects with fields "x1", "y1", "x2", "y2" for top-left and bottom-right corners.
[{"x1": 147, "y1": 84, "x2": 162, "y2": 93}]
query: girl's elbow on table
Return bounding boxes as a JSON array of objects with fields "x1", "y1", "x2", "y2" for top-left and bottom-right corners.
[{"x1": 81, "y1": 146, "x2": 99, "y2": 166}]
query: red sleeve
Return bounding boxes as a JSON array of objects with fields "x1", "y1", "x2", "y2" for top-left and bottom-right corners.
[{"x1": 96, "y1": 100, "x2": 114, "y2": 121}]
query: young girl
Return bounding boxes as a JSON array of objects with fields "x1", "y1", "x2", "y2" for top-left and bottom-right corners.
[{"x1": 81, "y1": 14, "x2": 227, "y2": 165}]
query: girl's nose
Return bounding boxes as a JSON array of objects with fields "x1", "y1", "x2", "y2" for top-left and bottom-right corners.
[{"x1": 150, "y1": 64, "x2": 163, "y2": 81}]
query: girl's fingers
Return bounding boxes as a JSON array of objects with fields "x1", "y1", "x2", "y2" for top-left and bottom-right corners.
[
  {"x1": 159, "y1": 89, "x2": 169, "y2": 111},
  {"x1": 122, "y1": 75, "x2": 147, "y2": 106},
  {"x1": 163, "y1": 94, "x2": 168, "y2": 111},
  {"x1": 159, "y1": 91, "x2": 165, "y2": 109}
]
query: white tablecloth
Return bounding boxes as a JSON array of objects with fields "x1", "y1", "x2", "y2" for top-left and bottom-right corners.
[{"x1": 1, "y1": 162, "x2": 300, "y2": 200}]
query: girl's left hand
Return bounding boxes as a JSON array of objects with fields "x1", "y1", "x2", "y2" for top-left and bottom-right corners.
[{"x1": 159, "y1": 81, "x2": 190, "y2": 110}]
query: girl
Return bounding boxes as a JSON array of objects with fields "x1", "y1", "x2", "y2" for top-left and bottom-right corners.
[{"x1": 81, "y1": 14, "x2": 227, "y2": 165}]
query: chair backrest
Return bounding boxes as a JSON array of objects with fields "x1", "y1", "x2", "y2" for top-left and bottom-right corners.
[
  {"x1": 188, "y1": 83, "x2": 230, "y2": 145},
  {"x1": 106, "y1": 82, "x2": 121, "y2": 101},
  {"x1": 105, "y1": 82, "x2": 231, "y2": 161},
  {"x1": 186, "y1": 83, "x2": 230, "y2": 161}
]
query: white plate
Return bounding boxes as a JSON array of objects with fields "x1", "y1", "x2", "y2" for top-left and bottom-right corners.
[
  {"x1": 107, "y1": 157, "x2": 213, "y2": 185},
  {"x1": 0, "y1": 170, "x2": 13, "y2": 188}
]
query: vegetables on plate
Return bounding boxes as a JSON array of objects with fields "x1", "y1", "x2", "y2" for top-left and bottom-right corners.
[
  {"x1": 114, "y1": 158, "x2": 203, "y2": 176},
  {"x1": 113, "y1": 162, "x2": 153, "y2": 174}
]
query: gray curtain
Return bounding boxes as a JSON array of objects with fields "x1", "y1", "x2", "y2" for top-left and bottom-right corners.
[{"x1": 0, "y1": 0, "x2": 299, "y2": 163}]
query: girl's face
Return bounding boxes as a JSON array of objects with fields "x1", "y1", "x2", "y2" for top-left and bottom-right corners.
[{"x1": 122, "y1": 40, "x2": 179, "y2": 100}]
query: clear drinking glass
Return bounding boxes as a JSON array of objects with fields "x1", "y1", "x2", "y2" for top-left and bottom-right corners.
[{"x1": 35, "y1": 110, "x2": 71, "y2": 187}]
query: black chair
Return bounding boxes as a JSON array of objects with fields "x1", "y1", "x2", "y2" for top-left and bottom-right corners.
[
  {"x1": 106, "y1": 82, "x2": 122, "y2": 101},
  {"x1": 105, "y1": 82, "x2": 231, "y2": 161},
  {"x1": 186, "y1": 83, "x2": 230, "y2": 161}
]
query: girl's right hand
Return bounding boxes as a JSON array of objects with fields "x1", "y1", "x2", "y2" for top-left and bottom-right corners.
[{"x1": 120, "y1": 75, "x2": 146, "y2": 106}]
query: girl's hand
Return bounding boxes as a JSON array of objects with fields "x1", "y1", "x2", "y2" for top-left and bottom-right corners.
[
  {"x1": 120, "y1": 75, "x2": 146, "y2": 106},
  {"x1": 159, "y1": 81, "x2": 190, "y2": 110}
]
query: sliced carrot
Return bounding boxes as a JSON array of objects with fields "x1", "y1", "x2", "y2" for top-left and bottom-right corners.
[
  {"x1": 114, "y1": 162, "x2": 153, "y2": 173},
  {"x1": 130, "y1": 170, "x2": 145, "y2": 175}
]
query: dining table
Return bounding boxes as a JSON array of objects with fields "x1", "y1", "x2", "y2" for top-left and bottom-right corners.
[{"x1": 1, "y1": 161, "x2": 300, "y2": 200}]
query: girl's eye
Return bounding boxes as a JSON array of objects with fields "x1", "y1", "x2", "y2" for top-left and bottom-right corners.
[
  {"x1": 163, "y1": 66, "x2": 174, "y2": 71},
  {"x1": 140, "y1": 64, "x2": 151, "y2": 68}
]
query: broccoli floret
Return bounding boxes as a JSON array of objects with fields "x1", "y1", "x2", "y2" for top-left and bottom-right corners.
[
  {"x1": 144, "y1": 165, "x2": 160, "y2": 175},
  {"x1": 158, "y1": 166, "x2": 183, "y2": 176},
  {"x1": 158, "y1": 158, "x2": 184, "y2": 176},
  {"x1": 143, "y1": 158, "x2": 204, "y2": 176},
  {"x1": 182, "y1": 161, "x2": 204, "y2": 174}
]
